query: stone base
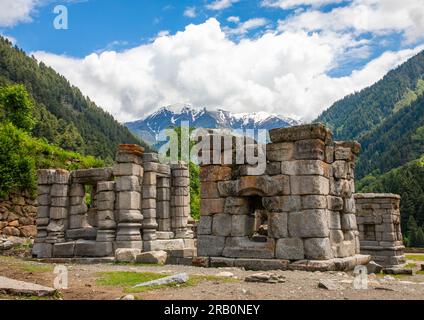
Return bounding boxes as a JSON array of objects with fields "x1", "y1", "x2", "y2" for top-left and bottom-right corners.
[
  {"x1": 115, "y1": 240, "x2": 143, "y2": 250},
  {"x1": 361, "y1": 245, "x2": 405, "y2": 267},
  {"x1": 66, "y1": 227, "x2": 97, "y2": 240},
  {"x1": 32, "y1": 243, "x2": 53, "y2": 259},
  {"x1": 195, "y1": 255, "x2": 371, "y2": 271}
]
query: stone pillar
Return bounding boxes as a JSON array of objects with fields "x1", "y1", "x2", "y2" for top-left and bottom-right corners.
[
  {"x1": 142, "y1": 153, "x2": 159, "y2": 250},
  {"x1": 32, "y1": 170, "x2": 54, "y2": 258},
  {"x1": 156, "y1": 175, "x2": 172, "y2": 237},
  {"x1": 114, "y1": 144, "x2": 144, "y2": 249},
  {"x1": 355, "y1": 193, "x2": 405, "y2": 266},
  {"x1": 171, "y1": 162, "x2": 191, "y2": 239},
  {"x1": 44, "y1": 170, "x2": 70, "y2": 246},
  {"x1": 68, "y1": 183, "x2": 88, "y2": 230},
  {"x1": 96, "y1": 181, "x2": 116, "y2": 243}
]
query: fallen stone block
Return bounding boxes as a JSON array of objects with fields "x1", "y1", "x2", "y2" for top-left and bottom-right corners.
[
  {"x1": 136, "y1": 250, "x2": 167, "y2": 265},
  {"x1": 244, "y1": 273, "x2": 286, "y2": 284},
  {"x1": 318, "y1": 279, "x2": 343, "y2": 291},
  {"x1": 133, "y1": 273, "x2": 189, "y2": 287},
  {"x1": 0, "y1": 276, "x2": 56, "y2": 297},
  {"x1": 115, "y1": 248, "x2": 142, "y2": 263}
]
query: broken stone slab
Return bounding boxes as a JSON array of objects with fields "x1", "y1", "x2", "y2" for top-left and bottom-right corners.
[
  {"x1": 115, "y1": 248, "x2": 142, "y2": 263},
  {"x1": 136, "y1": 250, "x2": 168, "y2": 264},
  {"x1": 366, "y1": 261, "x2": 383, "y2": 274},
  {"x1": 382, "y1": 268, "x2": 413, "y2": 275},
  {"x1": 133, "y1": 273, "x2": 189, "y2": 288},
  {"x1": 0, "y1": 276, "x2": 56, "y2": 297},
  {"x1": 244, "y1": 273, "x2": 286, "y2": 284},
  {"x1": 216, "y1": 271, "x2": 235, "y2": 277},
  {"x1": 0, "y1": 240, "x2": 13, "y2": 250},
  {"x1": 318, "y1": 279, "x2": 343, "y2": 291}
]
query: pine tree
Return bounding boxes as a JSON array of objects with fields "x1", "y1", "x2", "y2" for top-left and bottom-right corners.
[{"x1": 415, "y1": 227, "x2": 424, "y2": 247}]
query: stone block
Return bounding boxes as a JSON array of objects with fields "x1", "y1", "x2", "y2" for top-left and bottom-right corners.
[
  {"x1": 117, "y1": 192, "x2": 141, "y2": 210},
  {"x1": 144, "y1": 162, "x2": 159, "y2": 172},
  {"x1": 197, "y1": 216, "x2": 212, "y2": 235},
  {"x1": 115, "y1": 176, "x2": 140, "y2": 192},
  {"x1": 210, "y1": 257, "x2": 235, "y2": 268},
  {"x1": 157, "y1": 178, "x2": 170, "y2": 188},
  {"x1": 136, "y1": 251, "x2": 167, "y2": 264},
  {"x1": 301, "y1": 195, "x2": 327, "y2": 209},
  {"x1": 38, "y1": 169, "x2": 69, "y2": 185},
  {"x1": 212, "y1": 214, "x2": 232, "y2": 236},
  {"x1": 37, "y1": 194, "x2": 50, "y2": 206},
  {"x1": 290, "y1": 175, "x2": 329, "y2": 195},
  {"x1": 172, "y1": 169, "x2": 189, "y2": 177},
  {"x1": 281, "y1": 160, "x2": 330, "y2": 176},
  {"x1": 200, "y1": 198, "x2": 225, "y2": 216},
  {"x1": 325, "y1": 146, "x2": 334, "y2": 163},
  {"x1": 53, "y1": 242, "x2": 75, "y2": 257},
  {"x1": 37, "y1": 206, "x2": 50, "y2": 219},
  {"x1": 143, "y1": 153, "x2": 159, "y2": 163},
  {"x1": 224, "y1": 197, "x2": 249, "y2": 215},
  {"x1": 201, "y1": 182, "x2": 220, "y2": 199},
  {"x1": 66, "y1": 227, "x2": 97, "y2": 240},
  {"x1": 157, "y1": 219, "x2": 171, "y2": 231},
  {"x1": 113, "y1": 163, "x2": 142, "y2": 177},
  {"x1": 157, "y1": 187, "x2": 171, "y2": 200},
  {"x1": 237, "y1": 175, "x2": 290, "y2": 196},
  {"x1": 266, "y1": 142, "x2": 294, "y2": 161},
  {"x1": 97, "y1": 200, "x2": 114, "y2": 211},
  {"x1": 32, "y1": 243, "x2": 52, "y2": 258},
  {"x1": 70, "y1": 196, "x2": 84, "y2": 206},
  {"x1": 50, "y1": 184, "x2": 69, "y2": 197},
  {"x1": 231, "y1": 214, "x2": 254, "y2": 237},
  {"x1": 49, "y1": 207, "x2": 67, "y2": 219},
  {"x1": 341, "y1": 214, "x2": 357, "y2": 231},
  {"x1": 172, "y1": 177, "x2": 190, "y2": 187},
  {"x1": 304, "y1": 238, "x2": 333, "y2": 260},
  {"x1": 74, "y1": 240, "x2": 113, "y2": 257},
  {"x1": 171, "y1": 196, "x2": 189, "y2": 207},
  {"x1": 288, "y1": 210, "x2": 329, "y2": 238},
  {"x1": 172, "y1": 206, "x2": 190, "y2": 217},
  {"x1": 37, "y1": 185, "x2": 50, "y2": 195},
  {"x1": 118, "y1": 210, "x2": 143, "y2": 223},
  {"x1": 71, "y1": 168, "x2": 113, "y2": 183},
  {"x1": 143, "y1": 172, "x2": 157, "y2": 185},
  {"x1": 332, "y1": 160, "x2": 349, "y2": 179},
  {"x1": 266, "y1": 162, "x2": 282, "y2": 175},
  {"x1": 172, "y1": 186, "x2": 189, "y2": 196},
  {"x1": 142, "y1": 199, "x2": 156, "y2": 209},
  {"x1": 262, "y1": 196, "x2": 301, "y2": 212},
  {"x1": 268, "y1": 212, "x2": 288, "y2": 238},
  {"x1": 157, "y1": 202, "x2": 170, "y2": 219},
  {"x1": 200, "y1": 166, "x2": 232, "y2": 182},
  {"x1": 269, "y1": 124, "x2": 329, "y2": 143},
  {"x1": 115, "y1": 248, "x2": 141, "y2": 262},
  {"x1": 276, "y1": 238, "x2": 304, "y2": 260},
  {"x1": 327, "y1": 196, "x2": 343, "y2": 211},
  {"x1": 294, "y1": 139, "x2": 325, "y2": 160},
  {"x1": 330, "y1": 230, "x2": 344, "y2": 244},
  {"x1": 222, "y1": 237, "x2": 275, "y2": 259},
  {"x1": 197, "y1": 235, "x2": 226, "y2": 256},
  {"x1": 335, "y1": 147, "x2": 353, "y2": 161},
  {"x1": 97, "y1": 191, "x2": 115, "y2": 202},
  {"x1": 234, "y1": 259, "x2": 289, "y2": 271},
  {"x1": 69, "y1": 184, "x2": 85, "y2": 197},
  {"x1": 116, "y1": 152, "x2": 141, "y2": 164}
]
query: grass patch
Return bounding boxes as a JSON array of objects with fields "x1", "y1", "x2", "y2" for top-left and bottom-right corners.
[
  {"x1": 0, "y1": 294, "x2": 60, "y2": 300},
  {"x1": 406, "y1": 254, "x2": 424, "y2": 261},
  {"x1": 21, "y1": 263, "x2": 54, "y2": 273},
  {"x1": 0, "y1": 255, "x2": 53, "y2": 273},
  {"x1": 113, "y1": 261, "x2": 162, "y2": 267},
  {"x1": 405, "y1": 263, "x2": 418, "y2": 269},
  {"x1": 96, "y1": 271, "x2": 239, "y2": 294}
]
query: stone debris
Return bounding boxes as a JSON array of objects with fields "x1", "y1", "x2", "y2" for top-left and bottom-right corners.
[
  {"x1": 244, "y1": 273, "x2": 286, "y2": 284},
  {"x1": 216, "y1": 271, "x2": 235, "y2": 277},
  {"x1": 133, "y1": 273, "x2": 189, "y2": 287},
  {"x1": 136, "y1": 250, "x2": 168, "y2": 265},
  {"x1": 120, "y1": 294, "x2": 135, "y2": 300},
  {"x1": 0, "y1": 276, "x2": 56, "y2": 297},
  {"x1": 115, "y1": 248, "x2": 141, "y2": 263},
  {"x1": 318, "y1": 279, "x2": 343, "y2": 291},
  {"x1": 366, "y1": 261, "x2": 383, "y2": 274},
  {"x1": 0, "y1": 240, "x2": 13, "y2": 251},
  {"x1": 383, "y1": 268, "x2": 413, "y2": 275}
]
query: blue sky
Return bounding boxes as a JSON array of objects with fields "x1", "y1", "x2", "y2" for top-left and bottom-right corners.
[{"x1": 1, "y1": 0, "x2": 424, "y2": 122}]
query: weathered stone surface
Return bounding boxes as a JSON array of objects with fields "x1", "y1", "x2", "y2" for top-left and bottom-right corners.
[
  {"x1": 117, "y1": 192, "x2": 141, "y2": 210},
  {"x1": 245, "y1": 273, "x2": 286, "y2": 283},
  {"x1": 217, "y1": 181, "x2": 237, "y2": 197},
  {"x1": 200, "y1": 198, "x2": 225, "y2": 216},
  {"x1": 97, "y1": 191, "x2": 115, "y2": 202},
  {"x1": 38, "y1": 169, "x2": 70, "y2": 185},
  {"x1": 115, "y1": 248, "x2": 142, "y2": 262},
  {"x1": 276, "y1": 238, "x2": 304, "y2": 260},
  {"x1": 115, "y1": 176, "x2": 140, "y2": 192},
  {"x1": 266, "y1": 162, "x2": 282, "y2": 175},
  {"x1": 32, "y1": 243, "x2": 52, "y2": 258},
  {"x1": 290, "y1": 176, "x2": 329, "y2": 195},
  {"x1": 51, "y1": 197, "x2": 68, "y2": 207},
  {"x1": 235, "y1": 259, "x2": 289, "y2": 271},
  {"x1": 0, "y1": 276, "x2": 56, "y2": 297},
  {"x1": 223, "y1": 237, "x2": 275, "y2": 259},
  {"x1": 294, "y1": 139, "x2": 325, "y2": 160},
  {"x1": 231, "y1": 214, "x2": 254, "y2": 237},
  {"x1": 66, "y1": 227, "x2": 97, "y2": 240},
  {"x1": 288, "y1": 210, "x2": 329, "y2": 238},
  {"x1": 327, "y1": 196, "x2": 343, "y2": 211},
  {"x1": 224, "y1": 197, "x2": 249, "y2": 215},
  {"x1": 71, "y1": 168, "x2": 113, "y2": 183},
  {"x1": 304, "y1": 238, "x2": 333, "y2": 260},
  {"x1": 53, "y1": 242, "x2": 75, "y2": 257},
  {"x1": 143, "y1": 153, "x2": 159, "y2": 163},
  {"x1": 201, "y1": 182, "x2": 220, "y2": 199},
  {"x1": 133, "y1": 273, "x2": 188, "y2": 288},
  {"x1": 341, "y1": 214, "x2": 357, "y2": 231},
  {"x1": 301, "y1": 195, "x2": 327, "y2": 209},
  {"x1": 200, "y1": 166, "x2": 232, "y2": 182},
  {"x1": 113, "y1": 163, "x2": 142, "y2": 177},
  {"x1": 266, "y1": 142, "x2": 294, "y2": 161},
  {"x1": 318, "y1": 279, "x2": 343, "y2": 291},
  {"x1": 269, "y1": 123, "x2": 329, "y2": 143},
  {"x1": 268, "y1": 212, "x2": 288, "y2": 238},
  {"x1": 50, "y1": 184, "x2": 69, "y2": 197},
  {"x1": 136, "y1": 250, "x2": 167, "y2": 264},
  {"x1": 197, "y1": 216, "x2": 212, "y2": 235},
  {"x1": 212, "y1": 214, "x2": 232, "y2": 236},
  {"x1": 69, "y1": 203, "x2": 88, "y2": 215},
  {"x1": 197, "y1": 235, "x2": 226, "y2": 256},
  {"x1": 262, "y1": 196, "x2": 301, "y2": 212},
  {"x1": 281, "y1": 160, "x2": 330, "y2": 176},
  {"x1": 237, "y1": 175, "x2": 290, "y2": 196},
  {"x1": 74, "y1": 240, "x2": 113, "y2": 257},
  {"x1": 366, "y1": 261, "x2": 383, "y2": 274}
]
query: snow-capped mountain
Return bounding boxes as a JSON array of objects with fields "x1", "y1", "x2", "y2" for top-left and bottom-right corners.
[{"x1": 125, "y1": 104, "x2": 301, "y2": 146}]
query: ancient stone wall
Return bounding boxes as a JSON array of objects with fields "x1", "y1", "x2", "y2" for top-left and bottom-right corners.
[
  {"x1": 354, "y1": 193, "x2": 405, "y2": 267},
  {"x1": 196, "y1": 123, "x2": 370, "y2": 271},
  {"x1": 32, "y1": 144, "x2": 195, "y2": 260},
  {"x1": 0, "y1": 191, "x2": 37, "y2": 238}
]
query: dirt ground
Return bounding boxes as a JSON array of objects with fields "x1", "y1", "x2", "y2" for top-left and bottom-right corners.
[{"x1": 1, "y1": 255, "x2": 424, "y2": 300}]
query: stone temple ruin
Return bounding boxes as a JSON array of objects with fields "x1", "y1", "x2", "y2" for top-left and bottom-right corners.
[
  {"x1": 31, "y1": 123, "x2": 406, "y2": 271},
  {"x1": 32, "y1": 144, "x2": 195, "y2": 263}
]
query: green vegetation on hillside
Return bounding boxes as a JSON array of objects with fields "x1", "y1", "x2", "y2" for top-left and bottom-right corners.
[
  {"x1": 0, "y1": 36, "x2": 148, "y2": 160},
  {"x1": 0, "y1": 84, "x2": 103, "y2": 198}
]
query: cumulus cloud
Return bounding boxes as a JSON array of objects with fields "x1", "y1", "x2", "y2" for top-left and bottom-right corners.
[
  {"x1": 206, "y1": 0, "x2": 239, "y2": 11},
  {"x1": 262, "y1": 0, "x2": 345, "y2": 9},
  {"x1": 184, "y1": 7, "x2": 197, "y2": 18},
  {"x1": 281, "y1": 0, "x2": 424, "y2": 44},
  {"x1": 224, "y1": 18, "x2": 268, "y2": 36},
  {"x1": 0, "y1": 0, "x2": 39, "y2": 27},
  {"x1": 33, "y1": 18, "x2": 424, "y2": 123}
]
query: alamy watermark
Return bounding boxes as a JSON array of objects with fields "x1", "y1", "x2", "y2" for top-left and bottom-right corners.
[{"x1": 53, "y1": 5, "x2": 68, "y2": 30}]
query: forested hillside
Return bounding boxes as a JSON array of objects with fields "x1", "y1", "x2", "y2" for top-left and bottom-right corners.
[
  {"x1": 0, "y1": 36, "x2": 148, "y2": 161},
  {"x1": 316, "y1": 51, "x2": 424, "y2": 240}
]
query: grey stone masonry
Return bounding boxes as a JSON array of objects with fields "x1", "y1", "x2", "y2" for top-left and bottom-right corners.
[
  {"x1": 32, "y1": 144, "x2": 195, "y2": 262},
  {"x1": 196, "y1": 123, "x2": 370, "y2": 271},
  {"x1": 354, "y1": 193, "x2": 405, "y2": 267}
]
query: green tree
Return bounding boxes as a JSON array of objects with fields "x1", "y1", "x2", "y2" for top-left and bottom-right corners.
[
  {"x1": 407, "y1": 215, "x2": 418, "y2": 247},
  {"x1": 415, "y1": 227, "x2": 424, "y2": 247},
  {"x1": 0, "y1": 84, "x2": 34, "y2": 132}
]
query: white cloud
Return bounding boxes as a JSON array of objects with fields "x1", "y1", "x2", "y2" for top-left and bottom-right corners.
[
  {"x1": 184, "y1": 7, "x2": 197, "y2": 18},
  {"x1": 224, "y1": 18, "x2": 268, "y2": 36},
  {"x1": 206, "y1": 0, "x2": 239, "y2": 11},
  {"x1": 262, "y1": 0, "x2": 345, "y2": 9},
  {"x1": 1, "y1": 34, "x2": 17, "y2": 45},
  {"x1": 227, "y1": 16, "x2": 240, "y2": 23},
  {"x1": 0, "y1": 0, "x2": 39, "y2": 27},
  {"x1": 281, "y1": 0, "x2": 424, "y2": 44},
  {"x1": 33, "y1": 18, "x2": 424, "y2": 123}
]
